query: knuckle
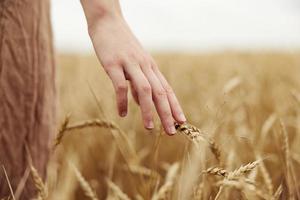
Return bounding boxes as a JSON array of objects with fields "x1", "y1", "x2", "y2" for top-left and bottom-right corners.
[
  {"x1": 127, "y1": 52, "x2": 138, "y2": 61},
  {"x1": 150, "y1": 59, "x2": 159, "y2": 70},
  {"x1": 155, "y1": 89, "x2": 167, "y2": 98},
  {"x1": 161, "y1": 110, "x2": 172, "y2": 119},
  {"x1": 164, "y1": 86, "x2": 174, "y2": 95},
  {"x1": 103, "y1": 57, "x2": 123, "y2": 69},
  {"x1": 150, "y1": 65, "x2": 157, "y2": 71},
  {"x1": 143, "y1": 111, "x2": 152, "y2": 119},
  {"x1": 140, "y1": 84, "x2": 151, "y2": 94},
  {"x1": 140, "y1": 57, "x2": 151, "y2": 67}
]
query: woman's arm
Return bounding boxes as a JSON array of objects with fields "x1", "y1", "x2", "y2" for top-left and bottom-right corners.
[{"x1": 80, "y1": 0, "x2": 186, "y2": 135}]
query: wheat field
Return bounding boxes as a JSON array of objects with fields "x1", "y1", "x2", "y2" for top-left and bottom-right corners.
[{"x1": 45, "y1": 52, "x2": 300, "y2": 200}]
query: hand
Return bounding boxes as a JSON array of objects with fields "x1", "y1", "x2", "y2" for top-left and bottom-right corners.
[{"x1": 87, "y1": 14, "x2": 186, "y2": 135}]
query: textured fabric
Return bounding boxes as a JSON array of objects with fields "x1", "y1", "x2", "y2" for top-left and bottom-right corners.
[{"x1": 0, "y1": 0, "x2": 56, "y2": 199}]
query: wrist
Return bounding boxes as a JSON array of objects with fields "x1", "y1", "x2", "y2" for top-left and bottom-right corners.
[{"x1": 81, "y1": 0, "x2": 123, "y2": 30}]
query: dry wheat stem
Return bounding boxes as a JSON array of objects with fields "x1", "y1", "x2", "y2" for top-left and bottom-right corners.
[
  {"x1": 14, "y1": 167, "x2": 31, "y2": 200},
  {"x1": 273, "y1": 184, "x2": 283, "y2": 200},
  {"x1": 135, "y1": 194, "x2": 145, "y2": 200},
  {"x1": 290, "y1": 89, "x2": 300, "y2": 106},
  {"x1": 256, "y1": 154, "x2": 273, "y2": 195},
  {"x1": 279, "y1": 119, "x2": 299, "y2": 199},
  {"x1": 223, "y1": 76, "x2": 242, "y2": 94},
  {"x1": 292, "y1": 153, "x2": 300, "y2": 164},
  {"x1": 54, "y1": 118, "x2": 139, "y2": 165},
  {"x1": 54, "y1": 118, "x2": 118, "y2": 148},
  {"x1": 152, "y1": 163, "x2": 179, "y2": 200},
  {"x1": 193, "y1": 182, "x2": 204, "y2": 200},
  {"x1": 2, "y1": 166, "x2": 16, "y2": 200},
  {"x1": 123, "y1": 164, "x2": 161, "y2": 179},
  {"x1": 106, "y1": 179, "x2": 132, "y2": 200},
  {"x1": 70, "y1": 163, "x2": 99, "y2": 200}
]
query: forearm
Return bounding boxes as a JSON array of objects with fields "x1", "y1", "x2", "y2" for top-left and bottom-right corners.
[{"x1": 80, "y1": 0, "x2": 123, "y2": 29}]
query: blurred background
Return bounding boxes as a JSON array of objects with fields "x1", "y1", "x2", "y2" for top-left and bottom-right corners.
[{"x1": 52, "y1": 0, "x2": 300, "y2": 53}]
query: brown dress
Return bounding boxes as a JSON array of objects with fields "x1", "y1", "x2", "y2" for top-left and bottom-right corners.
[{"x1": 0, "y1": 0, "x2": 56, "y2": 199}]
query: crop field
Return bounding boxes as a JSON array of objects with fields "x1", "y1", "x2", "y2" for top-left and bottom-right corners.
[{"x1": 46, "y1": 52, "x2": 300, "y2": 200}]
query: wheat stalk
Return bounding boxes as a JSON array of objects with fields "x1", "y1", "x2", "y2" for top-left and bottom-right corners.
[
  {"x1": 292, "y1": 153, "x2": 300, "y2": 164},
  {"x1": 278, "y1": 119, "x2": 299, "y2": 199},
  {"x1": 223, "y1": 76, "x2": 242, "y2": 94},
  {"x1": 193, "y1": 182, "x2": 204, "y2": 200},
  {"x1": 54, "y1": 118, "x2": 119, "y2": 148},
  {"x1": 2, "y1": 166, "x2": 16, "y2": 200},
  {"x1": 256, "y1": 154, "x2": 273, "y2": 195},
  {"x1": 70, "y1": 163, "x2": 99, "y2": 200},
  {"x1": 273, "y1": 184, "x2": 283, "y2": 200},
  {"x1": 152, "y1": 163, "x2": 180, "y2": 200},
  {"x1": 123, "y1": 164, "x2": 160, "y2": 179},
  {"x1": 106, "y1": 179, "x2": 131, "y2": 200},
  {"x1": 54, "y1": 118, "x2": 139, "y2": 164}
]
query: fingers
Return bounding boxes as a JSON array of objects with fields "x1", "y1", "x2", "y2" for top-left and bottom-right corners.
[
  {"x1": 106, "y1": 67, "x2": 128, "y2": 117},
  {"x1": 141, "y1": 66, "x2": 176, "y2": 135},
  {"x1": 152, "y1": 65, "x2": 186, "y2": 123},
  {"x1": 124, "y1": 63, "x2": 154, "y2": 130},
  {"x1": 105, "y1": 59, "x2": 185, "y2": 136},
  {"x1": 130, "y1": 82, "x2": 139, "y2": 105}
]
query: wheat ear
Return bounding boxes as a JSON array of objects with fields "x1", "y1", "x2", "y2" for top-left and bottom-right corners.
[
  {"x1": 30, "y1": 164, "x2": 48, "y2": 200},
  {"x1": 227, "y1": 160, "x2": 260, "y2": 179},
  {"x1": 203, "y1": 166, "x2": 228, "y2": 178},
  {"x1": 53, "y1": 114, "x2": 71, "y2": 148},
  {"x1": 24, "y1": 144, "x2": 48, "y2": 200},
  {"x1": 175, "y1": 123, "x2": 221, "y2": 162}
]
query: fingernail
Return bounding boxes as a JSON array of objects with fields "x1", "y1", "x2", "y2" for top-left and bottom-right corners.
[
  {"x1": 120, "y1": 111, "x2": 127, "y2": 117},
  {"x1": 146, "y1": 121, "x2": 154, "y2": 129},
  {"x1": 179, "y1": 113, "x2": 186, "y2": 122},
  {"x1": 168, "y1": 125, "x2": 176, "y2": 135}
]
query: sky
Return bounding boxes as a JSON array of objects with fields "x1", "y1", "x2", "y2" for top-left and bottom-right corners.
[{"x1": 51, "y1": 0, "x2": 300, "y2": 53}]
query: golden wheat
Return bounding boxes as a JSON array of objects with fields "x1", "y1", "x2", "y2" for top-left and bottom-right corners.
[
  {"x1": 203, "y1": 166, "x2": 228, "y2": 177},
  {"x1": 70, "y1": 163, "x2": 99, "y2": 200},
  {"x1": 53, "y1": 114, "x2": 71, "y2": 148},
  {"x1": 45, "y1": 53, "x2": 300, "y2": 199},
  {"x1": 29, "y1": 165, "x2": 48, "y2": 200},
  {"x1": 106, "y1": 179, "x2": 132, "y2": 200},
  {"x1": 152, "y1": 163, "x2": 180, "y2": 200},
  {"x1": 227, "y1": 160, "x2": 260, "y2": 179},
  {"x1": 175, "y1": 123, "x2": 221, "y2": 162},
  {"x1": 1, "y1": 166, "x2": 15, "y2": 200}
]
